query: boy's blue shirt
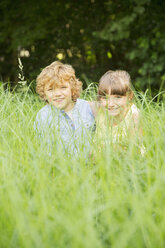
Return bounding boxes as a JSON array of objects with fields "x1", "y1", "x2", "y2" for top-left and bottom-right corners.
[{"x1": 34, "y1": 99, "x2": 95, "y2": 155}]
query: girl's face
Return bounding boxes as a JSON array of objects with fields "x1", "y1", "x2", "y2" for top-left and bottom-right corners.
[{"x1": 99, "y1": 94, "x2": 130, "y2": 117}]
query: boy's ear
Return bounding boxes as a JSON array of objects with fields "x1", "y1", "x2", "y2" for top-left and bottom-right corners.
[
  {"x1": 43, "y1": 94, "x2": 48, "y2": 103},
  {"x1": 71, "y1": 90, "x2": 74, "y2": 99},
  {"x1": 71, "y1": 90, "x2": 77, "y2": 102}
]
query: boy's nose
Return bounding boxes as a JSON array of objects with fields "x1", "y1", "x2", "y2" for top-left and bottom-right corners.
[{"x1": 54, "y1": 88, "x2": 62, "y2": 96}]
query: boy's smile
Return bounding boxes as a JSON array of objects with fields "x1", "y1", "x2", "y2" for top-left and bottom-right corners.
[{"x1": 44, "y1": 82, "x2": 75, "y2": 112}]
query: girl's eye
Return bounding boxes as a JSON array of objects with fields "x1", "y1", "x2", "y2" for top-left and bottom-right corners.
[
  {"x1": 100, "y1": 97, "x2": 106, "y2": 100},
  {"x1": 100, "y1": 96, "x2": 107, "y2": 100},
  {"x1": 61, "y1": 86, "x2": 67, "y2": 89},
  {"x1": 47, "y1": 89, "x2": 53, "y2": 91}
]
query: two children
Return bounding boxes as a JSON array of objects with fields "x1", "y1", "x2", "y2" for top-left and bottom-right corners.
[{"x1": 35, "y1": 61, "x2": 141, "y2": 155}]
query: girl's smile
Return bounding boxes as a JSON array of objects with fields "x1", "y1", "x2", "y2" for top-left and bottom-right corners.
[{"x1": 99, "y1": 94, "x2": 129, "y2": 117}]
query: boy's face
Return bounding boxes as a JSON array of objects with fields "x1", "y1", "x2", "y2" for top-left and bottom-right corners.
[
  {"x1": 44, "y1": 81, "x2": 74, "y2": 112},
  {"x1": 99, "y1": 94, "x2": 129, "y2": 117}
]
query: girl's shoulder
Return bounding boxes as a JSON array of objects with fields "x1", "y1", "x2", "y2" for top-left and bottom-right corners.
[
  {"x1": 124, "y1": 104, "x2": 140, "y2": 128},
  {"x1": 126, "y1": 104, "x2": 141, "y2": 129},
  {"x1": 76, "y1": 98, "x2": 97, "y2": 117},
  {"x1": 131, "y1": 104, "x2": 140, "y2": 115},
  {"x1": 130, "y1": 104, "x2": 140, "y2": 122},
  {"x1": 76, "y1": 98, "x2": 89, "y2": 108}
]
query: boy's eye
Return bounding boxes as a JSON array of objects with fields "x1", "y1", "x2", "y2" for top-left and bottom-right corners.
[{"x1": 115, "y1": 95, "x2": 122, "y2": 99}]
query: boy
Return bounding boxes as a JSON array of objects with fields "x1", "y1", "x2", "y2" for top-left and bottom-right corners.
[{"x1": 34, "y1": 61, "x2": 96, "y2": 156}]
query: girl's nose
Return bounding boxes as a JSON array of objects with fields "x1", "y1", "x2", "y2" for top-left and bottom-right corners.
[{"x1": 108, "y1": 98, "x2": 114, "y2": 107}]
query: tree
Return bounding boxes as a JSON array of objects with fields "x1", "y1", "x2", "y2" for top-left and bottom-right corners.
[
  {"x1": 95, "y1": 0, "x2": 165, "y2": 91},
  {"x1": 0, "y1": 0, "x2": 165, "y2": 92}
]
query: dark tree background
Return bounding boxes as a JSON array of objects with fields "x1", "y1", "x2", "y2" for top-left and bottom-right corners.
[{"x1": 0, "y1": 0, "x2": 165, "y2": 92}]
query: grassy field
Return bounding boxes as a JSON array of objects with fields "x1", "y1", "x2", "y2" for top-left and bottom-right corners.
[{"x1": 0, "y1": 85, "x2": 165, "y2": 248}]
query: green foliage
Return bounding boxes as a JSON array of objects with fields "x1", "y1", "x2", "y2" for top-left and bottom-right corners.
[
  {"x1": 0, "y1": 0, "x2": 165, "y2": 93},
  {"x1": 95, "y1": 0, "x2": 165, "y2": 91}
]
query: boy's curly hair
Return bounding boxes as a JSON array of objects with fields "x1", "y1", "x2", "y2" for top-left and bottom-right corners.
[
  {"x1": 98, "y1": 70, "x2": 134, "y2": 99},
  {"x1": 36, "y1": 61, "x2": 82, "y2": 102}
]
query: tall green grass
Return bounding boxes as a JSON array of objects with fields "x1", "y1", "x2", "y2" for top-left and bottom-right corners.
[{"x1": 0, "y1": 85, "x2": 165, "y2": 248}]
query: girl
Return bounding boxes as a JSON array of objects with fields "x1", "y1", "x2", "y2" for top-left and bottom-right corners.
[{"x1": 96, "y1": 70, "x2": 143, "y2": 151}]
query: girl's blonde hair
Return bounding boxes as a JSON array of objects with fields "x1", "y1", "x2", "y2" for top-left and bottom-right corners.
[
  {"x1": 36, "y1": 61, "x2": 82, "y2": 102},
  {"x1": 98, "y1": 70, "x2": 133, "y2": 99}
]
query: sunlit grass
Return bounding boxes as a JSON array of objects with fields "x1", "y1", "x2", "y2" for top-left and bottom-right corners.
[{"x1": 0, "y1": 84, "x2": 165, "y2": 248}]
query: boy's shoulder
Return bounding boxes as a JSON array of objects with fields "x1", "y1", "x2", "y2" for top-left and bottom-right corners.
[
  {"x1": 75, "y1": 98, "x2": 90, "y2": 110},
  {"x1": 76, "y1": 98, "x2": 96, "y2": 117},
  {"x1": 35, "y1": 105, "x2": 60, "y2": 123},
  {"x1": 76, "y1": 98, "x2": 88, "y2": 105},
  {"x1": 76, "y1": 98, "x2": 99, "y2": 117},
  {"x1": 34, "y1": 105, "x2": 59, "y2": 130},
  {"x1": 36, "y1": 104, "x2": 52, "y2": 118}
]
